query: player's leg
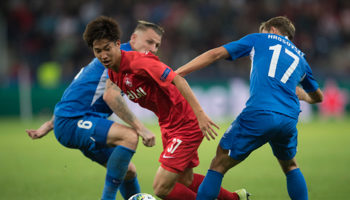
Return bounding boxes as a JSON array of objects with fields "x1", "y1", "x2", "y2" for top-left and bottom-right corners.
[
  {"x1": 102, "y1": 122, "x2": 139, "y2": 200},
  {"x1": 54, "y1": 116, "x2": 139, "y2": 199},
  {"x1": 196, "y1": 145, "x2": 242, "y2": 200},
  {"x1": 153, "y1": 129, "x2": 204, "y2": 200},
  {"x1": 119, "y1": 162, "x2": 141, "y2": 199},
  {"x1": 82, "y1": 148, "x2": 140, "y2": 199},
  {"x1": 187, "y1": 172, "x2": 243, "y2": 200},
  {"x1": 153, "y1": 166, "x2": 196, "y2": 200},
  {"x1": 278, "y1": 158, "x2": 308, "y2": 200},
  {"x1": 270, "y1": 113, "x2": 307, "y2": 200},
  {"x1": 197, "y1": 111, "x2": 272, "y2": 200},
  {"x1": 179, "y1": 162, "x2": 241, "y2": 200}
]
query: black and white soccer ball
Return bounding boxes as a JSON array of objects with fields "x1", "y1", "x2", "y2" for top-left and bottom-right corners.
[{"x1": 128, "y1": 193, "x2": 157, "y2": 200}]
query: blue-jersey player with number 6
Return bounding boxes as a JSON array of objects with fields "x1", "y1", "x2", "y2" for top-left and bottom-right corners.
[
  {"x1": 26, "y1": 20, "x2": 165, "y2": 200},
  {"x1": 176, "y1": 16, "x2": 324, "y2": 200}
]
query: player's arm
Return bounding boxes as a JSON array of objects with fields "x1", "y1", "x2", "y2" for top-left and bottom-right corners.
[
  {"x1": 103, "y1": 79, "x2": 155, "y2": 147},
  {"x1": 296, "y1": 86, "x2": 323, "y2": 104},
  {"x1": 26, "y1": 115, "x2": 54, "y2": 139},
  {"x1": 172, "y1": 75, "x2": 219, "y2": 141},
  {"x1": 175, "y1": 46, "x2": 230, "y2": 77}
]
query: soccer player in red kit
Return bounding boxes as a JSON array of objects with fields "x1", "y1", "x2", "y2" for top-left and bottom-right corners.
[{"x1": 83, "y1": 16, "x2": 249, "y2": 200}]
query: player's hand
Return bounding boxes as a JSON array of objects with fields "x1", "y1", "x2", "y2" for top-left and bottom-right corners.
[
  {"x1": 137, "y1": 127, "x2": 156, "y2": 147},
  {"x1": 197, "y1": 112, "x2": 220, "y2": 141},
  {"x1": 26, "y1": 121, "x2": 53, "y2": 139}
]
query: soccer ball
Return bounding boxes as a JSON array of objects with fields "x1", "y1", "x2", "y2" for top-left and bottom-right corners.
[{"x1": 128, "y1": 193, "x2": 157, "y2": 200}]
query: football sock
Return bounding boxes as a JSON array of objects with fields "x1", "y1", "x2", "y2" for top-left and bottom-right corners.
[
  {"x1": 189, "y1": 173, "x2": 238, "y2": 200},
  {"x1": 101, "y1": 145, "x2": 135, "y2": 200},
  {"x1": 164, "y1": 182, "x2": 196, "y2": 200},
  {"x1": 119, "y1": 176, "x2": 141, "y2": 199},
  {"x1": 286, "y1": 168, "x2": 308, "y2": 200},
  {"x1": 196, "y1": 170, "x2": 223, "y2": 200}
]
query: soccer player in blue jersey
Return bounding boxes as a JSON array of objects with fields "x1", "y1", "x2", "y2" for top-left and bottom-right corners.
[
  {"x1": 26, "y1": 20, "x2": 164, "y2": 200},
  {"x1": 176, "y1": 16, "x2": 324, "y2": 200}
]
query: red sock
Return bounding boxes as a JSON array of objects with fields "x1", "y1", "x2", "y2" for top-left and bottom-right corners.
[
  {"x1": 188, "y1": 173, "x2": 239, "y2": 200},
  {"x1": 188, "y1": 173, "x2": 204, "y2": 192},
  {"x1": 164, "y1": 182, "x2": 196, "y2": 200}
]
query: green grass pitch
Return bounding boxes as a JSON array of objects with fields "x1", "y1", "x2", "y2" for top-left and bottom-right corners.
[{"x1": 1, "y1": 116, "x2": 349, "y2": 199}]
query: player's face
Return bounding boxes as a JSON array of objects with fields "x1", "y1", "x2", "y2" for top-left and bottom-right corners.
[
  {"x1": 130, "y1": 29, "x2": 162, "y2": 54},
  {"x1": 93, "y1": 39, "x2": 121, "y2": 71}
]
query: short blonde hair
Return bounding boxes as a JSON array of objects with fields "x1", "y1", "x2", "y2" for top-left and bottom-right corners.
[{"x1": 134, "y1": 20, "x2": 165, "y2": 36}]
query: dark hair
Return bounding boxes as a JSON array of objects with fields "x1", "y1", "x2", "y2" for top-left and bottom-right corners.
[
  {"x1": 259, "y1": 16, "x2": 295, "y2": 40},
  {"x1": 134, "y1": 20, "x2": 165, "y2": 36},
  {"x1": 83, "y1": 16, "x2": 121, "y2": 48}
]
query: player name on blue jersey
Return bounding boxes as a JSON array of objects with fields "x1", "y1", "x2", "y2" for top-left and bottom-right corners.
[{"x1": 267, "y1": 34, "x2": 304, "y2": 57}]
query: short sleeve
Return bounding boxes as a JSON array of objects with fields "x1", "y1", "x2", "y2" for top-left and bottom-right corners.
[
  {"x1": 223, "y1": 33, "x2": 258, "y2": 60},
  {"x1": 132, "y1": 56, "x2": 176, "y2": 88},
  {"x1": 300, "y1": 63, "x2": 319, "y2": 93}
]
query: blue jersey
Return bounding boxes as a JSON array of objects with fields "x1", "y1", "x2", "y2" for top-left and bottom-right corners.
[
  {"x1": 54, "y1": 42, "x2": 133, "y2": 118},
  {"x1": 223, "y1": 33, "x2": 319, "y2": 118}
]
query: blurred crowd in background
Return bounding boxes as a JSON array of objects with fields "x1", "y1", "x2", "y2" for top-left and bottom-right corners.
[{"x1": 2, "y1": 0, "x2": 350, "y2": 85}]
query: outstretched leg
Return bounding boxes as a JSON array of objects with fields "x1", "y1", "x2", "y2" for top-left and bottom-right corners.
[
  {"x1": 196, "y1": 145, "x2": 242, "y2": 200},
  {"x1": 187, "y1": 173, "x2": 240, "y2": 200},
  {"x1": 101, "y1": 123, "x2": 138, "y2": 200},
  {"x1": 278, "y1": 158, "x2": 308, "y2": 200},
  {"x1": 153, "y1": 166, "x2": 197, "y2": 200}
]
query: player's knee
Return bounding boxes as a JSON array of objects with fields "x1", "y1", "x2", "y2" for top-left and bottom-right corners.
[
  {"x1": 107, "y1": 124, "x2": 139, "y2": 150},
  {"x1": 210, "y1": 155, "x2": 232, "y2": 174},
  {"x1": 279, "y1": 159, "x2": 299, "y2": 174},
  {"x1": 124, "y1": 129, "x2": 139, "y2": 146},
  {"x1": 119, "y1": 132, "x2": 138, "y2": 150}
]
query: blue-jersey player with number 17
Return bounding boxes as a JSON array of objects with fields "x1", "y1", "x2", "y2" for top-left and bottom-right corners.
[
  {"x1": 176, "y1": 16, "x2": 324, "y2": 200},
  {"x1": 26, "y1": 20, "x2": 165, "y2": 200}
]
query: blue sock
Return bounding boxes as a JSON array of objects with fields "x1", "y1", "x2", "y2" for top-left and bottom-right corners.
[
  {"x1": 196, "y1": 170, "x2": 223, "y2": 200},
  {"x1": 119, "y1": 176, "x2": 141, "y2": 199},
  {"x1": 101, "y1": 146, "x2": 135, "y2": 200},
  {"x1": 286, "y1": 168, "x2": 308, "y2": 200}
]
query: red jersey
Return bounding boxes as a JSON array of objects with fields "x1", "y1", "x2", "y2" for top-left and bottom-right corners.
[{"x1": 108, "y1": 50, "x2": 200, "y2": 133}]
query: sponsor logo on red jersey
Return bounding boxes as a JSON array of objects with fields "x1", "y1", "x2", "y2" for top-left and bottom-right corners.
[{"x1": 126, "y1": 87, "x2": 147, "y2": 100}]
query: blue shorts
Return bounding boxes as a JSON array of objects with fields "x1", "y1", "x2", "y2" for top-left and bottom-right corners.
[
  {"x1": 54, "y1": 115, "x2": 114, "y2": 165},
  {"x1": 220, "y1": 110, "x2": 298, "y2": 161}
]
